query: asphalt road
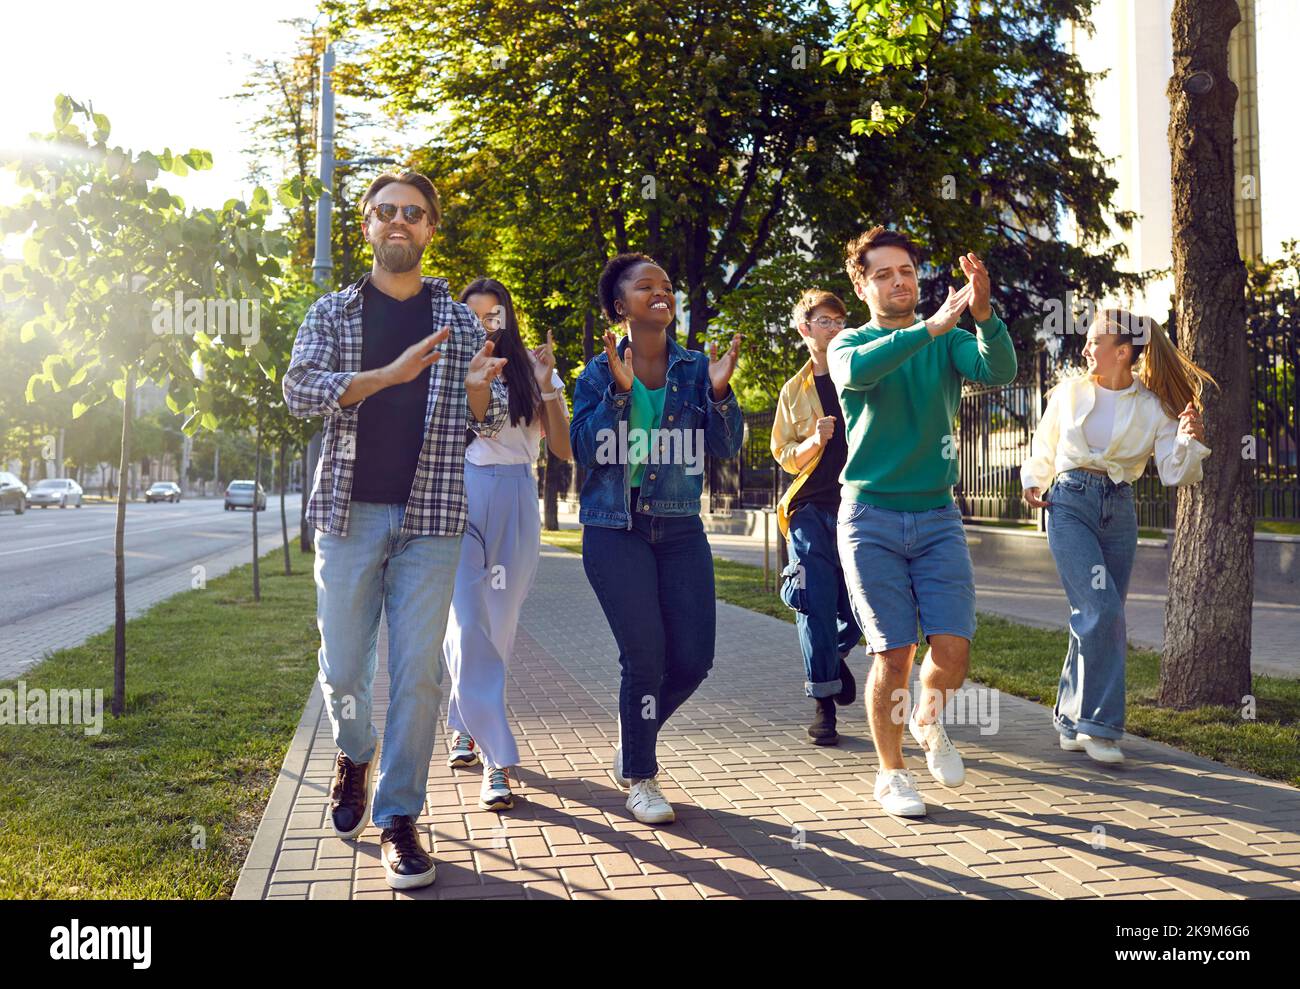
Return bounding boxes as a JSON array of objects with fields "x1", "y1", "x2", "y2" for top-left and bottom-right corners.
[{"x1": 0, "y1": 494, "x2": 303, "y2": 629}]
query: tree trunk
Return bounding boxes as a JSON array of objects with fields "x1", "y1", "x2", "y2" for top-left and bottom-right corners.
[
  {"x1": 252, "y1": 403, "x2": 262, "y2": 602},
  {"x1": 279, "y1": 437, "x2": 291, "y2": 576},
  {"x1": 686, "y1": 285, "x2": 709, "y2": 352},
  {"x1": 543, "y1": 448, "x2": 561, "y2": 530},
  {"x1": 112, "y1": 366, "x2": 136, "y2": 718},
  {"x1": 1159, "y1": 0, "x2": 1253, "y2": 709},
  {"x1": 300, "y1": 431, "x2": 319, "y2": 553}
]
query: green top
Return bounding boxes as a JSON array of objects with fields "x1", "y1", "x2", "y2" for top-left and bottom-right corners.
[
  {"x1": 628, "y1": 378, "x2": 667, "y2": 488},
  {"x1": 827, "y1": 311, "x2": 1018, "y2": 511}
]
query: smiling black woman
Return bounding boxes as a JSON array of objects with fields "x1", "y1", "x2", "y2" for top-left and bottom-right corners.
[{"x1": 569, "y1": 252, "x2": 744, "y2": 827}]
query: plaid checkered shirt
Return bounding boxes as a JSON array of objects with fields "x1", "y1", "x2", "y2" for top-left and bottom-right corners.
[{"x1": 283, "y1": 272, "x2": 508, "y2": 538}]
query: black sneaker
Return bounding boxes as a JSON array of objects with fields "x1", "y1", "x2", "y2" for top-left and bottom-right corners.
[
  {"x1": 329, "y1": 751, "x2": 371, "y2": 840},
  {"x1": 380, "y1": 815, "x2": 437, "y2": 890},
  {"x1": 808, "y1": 696, "x2": 839, "y2": 745},
  {"x1": 835, "y1": 657, "x2": 857, "y2": 706}
]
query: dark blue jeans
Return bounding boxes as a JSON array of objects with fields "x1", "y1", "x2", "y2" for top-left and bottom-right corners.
[
  {"x1": 582, "y1": 509, "x2": 716, "y2": 780},
  {"x1": 781, "y1": 503, "x2": 862, "y2": 697}
]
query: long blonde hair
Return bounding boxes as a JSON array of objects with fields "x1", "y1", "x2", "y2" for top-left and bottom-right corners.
[{"x1": 1096, "y1": 308, "x2": 1217, "y2": 419}]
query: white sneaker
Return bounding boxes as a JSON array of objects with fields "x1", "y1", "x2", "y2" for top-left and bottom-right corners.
[
  {"x1": 611, "y1": 746, "x2": 629, "y2": 789},
  {"x1": 1059, "y1": 733, "x2": 1085, "y2": 752},
  {"x1": 1060, "y1": 732, "x2": 1125, "y2": 764},
  {"x1": 479, "y1": 766, "x2": 514, "y2": 812},
  {"x1": 908, "y1": 715, "x2": 966, "y2": 787},
  {"x1": 447, "y1": 731, "x2": 479, "y2": 769},
  {"x1": 874, "y1": 769, "x2": 927, "y2": 817},
  {"x1": 626, "y1": 777, "x2": 675, "y2": 824}
]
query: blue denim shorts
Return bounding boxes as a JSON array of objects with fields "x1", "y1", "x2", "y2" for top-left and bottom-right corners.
[{"x1": 836, "y1": 499, "x2": 977, "y2": 653}]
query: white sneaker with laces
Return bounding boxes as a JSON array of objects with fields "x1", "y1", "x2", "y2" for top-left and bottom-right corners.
[
  {"x1": 447, "y1": 731, "x2": 479, "y2": 769},
  {"x1": 908, "y1": 715, "x2": 966, "y2": 787},
  {"x1": 626, "y1": 777, "x2": 675, "y2": 824},
  {"x1": 1080, "y1": 734, "x2": 1124, "y2": 764},
  {"x1": 479, "y1": 765, "x2": 514, "y2": 811},
  {"x1": 611, "y1": 746, "x2": 629, "y2": 789},
  {"x1": 874, "y1": 769, "x2": 927, "y2": 817}
]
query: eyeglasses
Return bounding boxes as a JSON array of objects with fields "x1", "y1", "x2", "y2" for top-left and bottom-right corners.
[
  {"x1": 366, "y1": 203, "x2": 431, "y2": 224},
  {"x1": 809, "y1": 316, "x2": 846, "y2": 329}
]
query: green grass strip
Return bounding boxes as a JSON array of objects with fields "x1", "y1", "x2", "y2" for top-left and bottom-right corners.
[{"x1": 0, "y1": 544, "x2": 320, "y2": 899}]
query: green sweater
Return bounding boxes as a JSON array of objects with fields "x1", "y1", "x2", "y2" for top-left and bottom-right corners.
[{"x1": 827, "y1": 310, "x2": 1018, "y2": 511}]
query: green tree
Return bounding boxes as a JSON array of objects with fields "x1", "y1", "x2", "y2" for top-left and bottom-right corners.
[
  {"x1": 190, "y1": 263, "x2": 317, "y2": 589},
  {"x1": 1, "y1": 96, "x2": 283, "y2": 715},
  {"x1": 323, "y1": 0, "x2": 1144, "y2": 419}
]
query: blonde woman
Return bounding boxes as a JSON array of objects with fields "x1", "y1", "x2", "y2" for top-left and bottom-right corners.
[{"x1": 1021, "y1": 309, "x2": 1214, "y2": 765}]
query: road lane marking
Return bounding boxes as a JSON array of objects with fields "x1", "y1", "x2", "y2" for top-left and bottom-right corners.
[{"x1": 0, "y1": 512, "x2": 280, "y2": 557}]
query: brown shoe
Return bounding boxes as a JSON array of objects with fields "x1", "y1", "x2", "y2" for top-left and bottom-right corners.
[
  {"x1": 380, "y1": 815, "x2": 437, "y2": 890},
  {"x1": 808, "y1": 696, "x2": 839, "y2": 746},
  {"x1": 329, "y1": 751, "x2": 371, "y2": 840}
]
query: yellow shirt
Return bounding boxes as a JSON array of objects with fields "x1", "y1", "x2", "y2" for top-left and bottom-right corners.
[
  {"x1": 770, "y1": 358, "x2": 827, "y2": 537},
  {"x1": 1020, "y1": 374, "x2": 1211, "y2": 490}
]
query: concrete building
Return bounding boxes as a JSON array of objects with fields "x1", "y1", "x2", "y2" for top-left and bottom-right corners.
[{"x1": 1067, "y1": 0, "x2": 1293, "y2": 316}]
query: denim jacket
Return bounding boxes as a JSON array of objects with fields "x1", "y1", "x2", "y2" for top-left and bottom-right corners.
[{"x1": 570, "y1": 334, "x2": 744, "y2": 528}]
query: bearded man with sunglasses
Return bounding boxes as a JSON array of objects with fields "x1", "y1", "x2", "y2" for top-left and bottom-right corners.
[{"x1": 284, "y1": 170, "x2": 508, "y2": 890}]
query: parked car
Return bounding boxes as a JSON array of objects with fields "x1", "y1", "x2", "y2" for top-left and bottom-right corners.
[
  {"x1": 0, "y1": 471, "x2": 27, "y2": 515},
  {"x1": 146, "y1": 481, "x2": 182, "y2": 503},
  {"x1": 28, "y1": 478, "x2": 83, "y2": 509},
  {"x1": 224, "y1": 480, "x2": 267, "y2": 511}
]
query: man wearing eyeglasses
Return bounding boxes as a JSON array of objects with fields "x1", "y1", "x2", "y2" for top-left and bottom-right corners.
[
  {"x1": 283, "y1": 170, "x2": 508, "y2": 890},
  {"x1": 771, "y1": 290, "x2": 863, "y2": 747}
]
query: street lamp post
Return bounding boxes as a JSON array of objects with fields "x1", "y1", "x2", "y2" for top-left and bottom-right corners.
[
  {"x1": 311, "y1": 44, "x2": 336, "y2": 291},
  {"x1": 303, "y1": 41, "x2": 397, "y2": 551},
  {"x1": 310, "y1": 44, "x2": 397, "y2": 288}
]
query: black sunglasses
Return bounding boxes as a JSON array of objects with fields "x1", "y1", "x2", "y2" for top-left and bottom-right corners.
[{"x1": 366, "y1": 203, "x2": 430, "y2": 224}]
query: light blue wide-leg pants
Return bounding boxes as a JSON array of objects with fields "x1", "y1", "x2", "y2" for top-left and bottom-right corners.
[{"x1": 442, "y1": 462, "x2": 540, "y2": 770}]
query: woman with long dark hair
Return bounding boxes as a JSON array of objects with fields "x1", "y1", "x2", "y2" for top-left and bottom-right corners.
[
  {"x1": 1022, "y1": 308, "x2": 1214, "y2": 765},
  {"x1": 569, "y1": 253, "x2": 744, "y2": 825},
  {"x1": 443, "y1": 277, "x2": 572, "y2": 810}
]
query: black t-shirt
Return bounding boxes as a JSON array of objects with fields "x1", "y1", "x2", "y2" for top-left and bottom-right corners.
[
  {"x1": 351, "y1": 281, "x2": 433, "y2": 504},
  {"x1": 789, "y1": 371, "x2": 848, "y2": 514}
]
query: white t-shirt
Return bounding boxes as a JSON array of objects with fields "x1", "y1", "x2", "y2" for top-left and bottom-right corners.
[
  {"x1": 465, "y1": 369, "x2": 566, "y2": 467},
  {"x1": 1082, "y1": 382, "x2": 1122, "y2": 454}
]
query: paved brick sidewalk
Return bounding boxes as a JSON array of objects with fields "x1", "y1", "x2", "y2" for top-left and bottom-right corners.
[{"x1": 234, "y1": 543, "x2": 1300, "y2": 901}]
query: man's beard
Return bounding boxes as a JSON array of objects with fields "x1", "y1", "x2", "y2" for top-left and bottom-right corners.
[{"x1": 373, "y1": 236, "x2": 427, "y2": 273}]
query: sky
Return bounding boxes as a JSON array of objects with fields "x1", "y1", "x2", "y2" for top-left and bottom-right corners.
[
  {"x1": 0, "y1": 0, "x2": 353, "y2": 258},
  {"x1": 1, "y1": 1, "x2": 1296, "y2": 262}
]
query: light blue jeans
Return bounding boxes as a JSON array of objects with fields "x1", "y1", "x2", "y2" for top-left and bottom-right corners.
[
  {"x1": 1045, "y1": 469, "x2": 1138, "y2": 742},
  {"x1": 837, "y1": 498, "x2": 977, "y2": 653},
  {"x1": 313, "y1": 501, "x2": 462, "y2": 827}
]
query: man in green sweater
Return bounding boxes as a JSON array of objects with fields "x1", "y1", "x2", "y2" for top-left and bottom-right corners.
[{"x1": 828, "y1": 227, "x2": 1017, "y2": 817}]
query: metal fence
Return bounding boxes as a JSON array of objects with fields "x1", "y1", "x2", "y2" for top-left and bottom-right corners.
[
  {"x1": 1249, "y1": 294, "x2": 1299, "y2": 520},
  {"x1": 707, "y1": 409, "x2": 781, "y2": 513}
]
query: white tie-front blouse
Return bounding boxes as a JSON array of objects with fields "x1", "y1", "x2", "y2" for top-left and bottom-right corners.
[{"x1": 1020, "y1": 374, "x2": 1211, "y2": 491}]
